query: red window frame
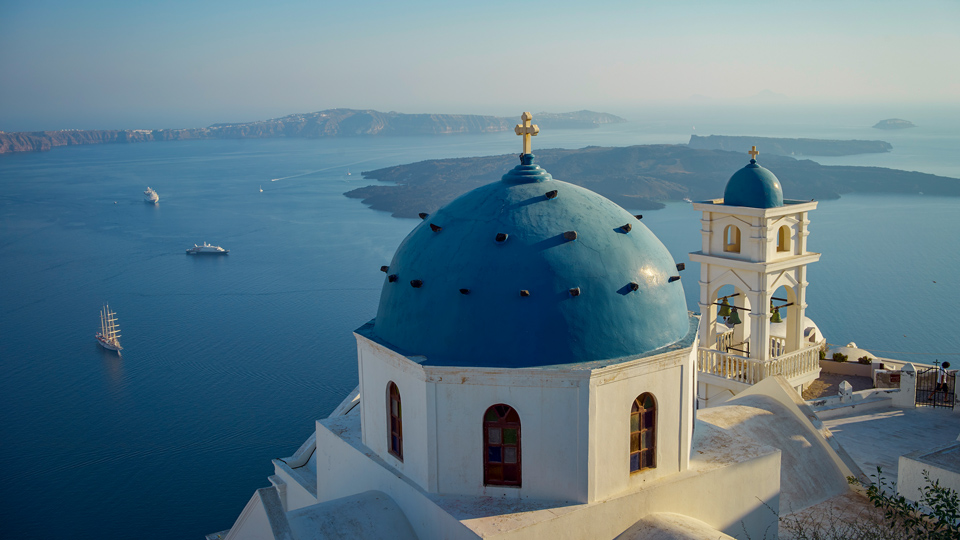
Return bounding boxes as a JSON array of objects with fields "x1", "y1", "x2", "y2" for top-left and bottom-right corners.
[
  {"x1": 483, "y1": 404, "x2": 521, "y2": 486},
  {"x1": 387, "y1": 382, "x2": 403, "y2": 461}
]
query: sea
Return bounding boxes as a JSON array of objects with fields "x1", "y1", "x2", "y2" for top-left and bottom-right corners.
[{"x1": 1, "y1": 104, "x2": 958, "y2": 539}]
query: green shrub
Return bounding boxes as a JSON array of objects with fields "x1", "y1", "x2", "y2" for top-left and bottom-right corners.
[
  {"x1": 832, "y1": 352, "x2": 848, "y2": 363},
  {"x1": 858, "y1": 356, "x2": 873, "y2": 365},
  {"x1": 854, "y1": 468, "x2": 960, "y2": 540}
]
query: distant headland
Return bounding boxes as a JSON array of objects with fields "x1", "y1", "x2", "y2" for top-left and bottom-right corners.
[
  {"x1": 0, "y1": 109, "x2": 626, "y2": 155},
  {"x1": 873, "y1": 118, "x2": 916, "y2": 130},
  {"x1": 345, "y1": 145, "x2": 960, "y2": 218},
  {"x1": 689, "y1": 135, "x2": 892, "y2": 157}
]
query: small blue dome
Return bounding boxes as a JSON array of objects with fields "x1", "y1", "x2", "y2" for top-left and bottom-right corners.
[
  {"x1": 370, "y1": 154, "x2": 690, "y2": 369},
  {"x1": 723, "y1": 159, "x2": 784, "y2": 208}
]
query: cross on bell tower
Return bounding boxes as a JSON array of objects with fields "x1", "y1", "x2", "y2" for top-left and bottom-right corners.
[{"x1": 515, "y1": 112, "x2": 539, "y2": 155}]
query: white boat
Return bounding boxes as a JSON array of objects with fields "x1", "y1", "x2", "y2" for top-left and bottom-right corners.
[
  {"x1": 96, "y1": 304, "x2": 122, "y2": 354},
  {"x1": 144, "y1": 187, "x2": 159, "y2": 204},
  {"x1": 186, "y1": 242, "x2": 229, "y2": 255},
  {"x1": 259, "y1": 185, "x2": 263, "y2": 193}
]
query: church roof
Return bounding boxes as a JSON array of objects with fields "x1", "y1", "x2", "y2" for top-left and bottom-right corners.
[
  {"x1": 369, "y1": 147, "x2": 690, "y2": 369},
  {"x1": 722, "y1": 148, "x2": 784, "y2": 208}
]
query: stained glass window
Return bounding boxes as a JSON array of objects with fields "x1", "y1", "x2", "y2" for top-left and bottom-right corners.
[
  {"x1": 387, "y1": 382, "x2": 403, "y2": 461},
  {"x1": 483, "y1": 404, "x2": 520, "y2": 486},
  {"x1": 630, "y1": 393, "x2": 656, "y2": 472}
]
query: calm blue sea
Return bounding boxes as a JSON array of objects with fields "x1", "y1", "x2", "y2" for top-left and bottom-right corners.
[{"x1": 1, "y1": 108, "x2": 958, "y2": 539}]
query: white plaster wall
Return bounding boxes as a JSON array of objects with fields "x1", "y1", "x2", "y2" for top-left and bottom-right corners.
[
  {"x1": 314, "y1": 416, "x2": 481, "y2": 540},
  {"x1": 357, "y1": 337, "x2": 432, "y2": 492},
  {"x1": 898, "y1": 449, "x2": 960, "y2": 503},
  {"x1": 488, "y1": 452, "x2": 782, "y2": 540},
  {"x1": 590, "y1": 351, "x2": 688, "y2": 501},
  {"x1": 223, "y1": 489, "x2": 279, "y2": 540},
  {"x1": 427, "y1": 367, "x2": 588, "y2": 502}
]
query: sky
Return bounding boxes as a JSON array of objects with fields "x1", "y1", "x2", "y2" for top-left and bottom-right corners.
[{"x1": 1, "y1": 0, "x2": 958, "y2": 131}]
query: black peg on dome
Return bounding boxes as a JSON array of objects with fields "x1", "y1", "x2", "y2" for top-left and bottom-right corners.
[
  {"x1": 430, "y1": 223, "x2": 442, "y2": 232},
  {"x1": 563, "y1": 230, "x2": 578, "y2": 241},
  {"x1": 419, "y1": 212, "x2": 428, "y2": 220},
  {"x1": 545, "y1": 190, "x2": 558, "y2": 199},
  {"x1": 621, "y1": 223, "x2": 632, "y2": 233},
  {"x1": 411, "y1": 279, "x2": 423, "y2": 288},
  {"x1": 388, "y1": 274, "x2": 398, "y2": 282},
  {"x1": 519, "y1": 290, "x2": 530, "y2": 297},
  {"x1": 668, "y1": 276, "x2": 680, "y2": 283},
  {"x1": 459, "y1": 288, "x2": 470, "y2": 295},
  {"x1": 676, "y1": 263, "x2": 685, "y2": 271},
  {"x1": 634, "y1": 214, "x2": 643, "y2": 220},
  {"x1": 495, "y1": 233, "x2": 508, "y2": 243},
  {"x1": 380, "y1": 265, "x2": 389, "y2": 273},
  {"x1": 569, "y1": 287, "x2": 581, "y2": 297},
  {"x1": 629, "y1": 282, "x2": 640, "y2": 292}
]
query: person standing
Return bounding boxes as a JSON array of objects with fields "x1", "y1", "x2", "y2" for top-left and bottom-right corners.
[{"x1": 928, "y1": 361, "x2": 952, "y2": 403}]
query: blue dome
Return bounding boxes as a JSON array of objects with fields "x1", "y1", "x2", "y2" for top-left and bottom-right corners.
[
  {"x1": 723, "y1": 159, "x2": 784, "y2": 208},
  {"x1": 369, "y1": 154, "x2": 690, "y2": 369}
]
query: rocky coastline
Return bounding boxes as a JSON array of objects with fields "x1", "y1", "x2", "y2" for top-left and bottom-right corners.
[{"x1": 0, "y1": 109, "x2": 625, "y2": 155}]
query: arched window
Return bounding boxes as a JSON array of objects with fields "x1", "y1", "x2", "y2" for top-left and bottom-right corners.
[
  {"x1": 777, "y1": 225, "x2": 791, "y2": 253},
  {"x1": 483, "y1": 404, "x2": 521, "y2": 486},
  {"x1": 723, "y1": 225, "x2": 741, "y2": 253},
  {"x1": 387, "y1": 382, "x2": 402, "y2": 460},
  {"x1": 630, "y1": 393, "x2": 656, "y2": 472}
]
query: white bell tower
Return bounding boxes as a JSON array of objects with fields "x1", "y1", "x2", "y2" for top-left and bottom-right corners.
[{"x1": 689, "y1": 147, "x2": 822, "y2": 406}]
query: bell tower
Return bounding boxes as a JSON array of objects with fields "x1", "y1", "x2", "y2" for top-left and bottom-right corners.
[{"x1": 689, "y1": 147, "x2": 822, "y2": 406}]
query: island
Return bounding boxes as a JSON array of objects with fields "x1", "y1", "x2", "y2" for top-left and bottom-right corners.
[
  {"x1": 873, "y1": 118, "x2": 916, "y2": 130},
  {"x1": 688, "y1": 135, "x2": 892, "y2": 157},
  {"x1": 0, "y1": 109, "x2": 626, "y2": 155},
  {"x1": 345, "y1": 145, "x2": 960, "y2": 218}
]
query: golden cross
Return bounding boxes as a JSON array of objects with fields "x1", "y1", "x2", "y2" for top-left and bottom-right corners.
[
  {"x1": 748, "y1": 146, "x2": 759, "y2": 160},
  {"x1": 515, "y1": 112, "x2": 539, "y2": 154}
]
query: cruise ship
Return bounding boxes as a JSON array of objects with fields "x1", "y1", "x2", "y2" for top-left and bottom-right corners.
[
  {"x1": 144, "y1": 187, "x2": 159, "y2": 204},
  {"x1": 186, "y1": 242, "x2": 229, "y2": 255}
]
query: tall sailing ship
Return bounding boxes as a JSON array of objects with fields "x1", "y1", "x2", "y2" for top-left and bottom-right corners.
[{"x1": 96, "y1": 304, "x2": 122, "y2": 354}]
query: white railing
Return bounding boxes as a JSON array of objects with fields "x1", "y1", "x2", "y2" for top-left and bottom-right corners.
[
  {"x1": 698, "y1": 344, "x2": 821, "y2": 385},
  {"x1": 698, "y1": 348, "x2": 763, "y2": 384},
  {"x1": 715, "y1": 330, "x2": 790, "y2": 359},
  {"x1": 716, "y1": 330, "x2": 735, "y2": 352},
  {"x1": 770, "y1": 336, "x2": 787, "y2": 357}
]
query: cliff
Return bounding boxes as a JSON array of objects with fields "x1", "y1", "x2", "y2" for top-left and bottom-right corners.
[
  {"x1": 344, "y1": 145, "x2": 960, "y2": 218},
  {"x1": 688, "y1": 135, "x2": 892, "y2": 156},
  {"x1": 0, "y1": 109, "x2": 625, "y2": 155}
]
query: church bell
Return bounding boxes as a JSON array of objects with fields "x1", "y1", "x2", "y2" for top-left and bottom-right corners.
[{"x1": 718, "y1": 297, "x2": 732, "y2": 318}]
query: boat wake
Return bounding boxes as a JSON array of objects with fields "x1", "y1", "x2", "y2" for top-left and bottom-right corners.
[{"x1": 268, "y1": 153, "x2": 404, "y2": 183}]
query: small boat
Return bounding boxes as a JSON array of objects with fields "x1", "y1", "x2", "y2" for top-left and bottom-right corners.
[
  {"x1": 96, "y1": 304, "x2": 122, "y2": 354},
  {"x1": 259, "y1": 185, "x2": 263, "y2": 193},
  {"x1": 144, "y1": 187, "x2": 159, "y2": 204},
  {"x1": 186, "y1": 242, "x2": 229, "y2": 255},
  {"x1": 347, "y1": 170, "x2": 351, "y2": 176},
  {"x1": 683, "y1": 197, "x2": 693, "y2": 203}
]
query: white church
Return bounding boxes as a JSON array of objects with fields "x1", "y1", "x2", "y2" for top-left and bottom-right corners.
[{"x1": 210, "y1": 114, "x2": 878, "y2": 540}]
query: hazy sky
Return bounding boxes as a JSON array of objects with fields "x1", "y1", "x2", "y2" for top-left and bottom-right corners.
[{"x1": 1, "y1": 0, "x2": 958, "y2": 131}]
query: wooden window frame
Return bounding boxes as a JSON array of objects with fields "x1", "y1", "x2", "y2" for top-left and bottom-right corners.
[
  {"x1": 387, "y1": 382, "x2": 403, "y2": 461},
  {"x1": 630, "y1": 393, "x2": 656, "y2": 473},
  {"x1": 483, "y1": 404, "x2": 521, "y2": 487}
]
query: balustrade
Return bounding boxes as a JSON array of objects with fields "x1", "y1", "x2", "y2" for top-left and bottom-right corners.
[{"x1": 698, "y1": 342, "x2": 820, "y2": 385}]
